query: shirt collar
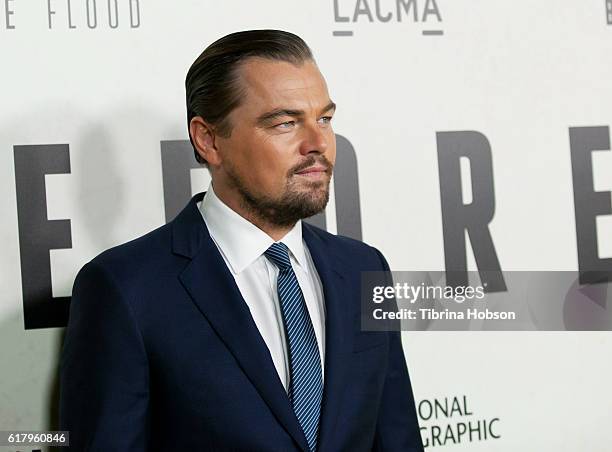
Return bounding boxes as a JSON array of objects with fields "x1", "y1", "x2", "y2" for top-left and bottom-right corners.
[{"x1": 199, "y1": 183, "x2": 309, "y2": 274}]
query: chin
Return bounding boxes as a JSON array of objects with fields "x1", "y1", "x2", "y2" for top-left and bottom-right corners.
[{"x1": 298, "y1": 189, "x2": 330, "y2": 213}]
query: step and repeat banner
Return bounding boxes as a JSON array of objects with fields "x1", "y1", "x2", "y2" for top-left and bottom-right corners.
[{"x1": 2, "y1": 1, "x2": 612, "y2": 450}]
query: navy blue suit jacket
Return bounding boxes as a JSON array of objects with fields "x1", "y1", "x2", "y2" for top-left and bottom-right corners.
[{"x1": 59, "y1": 192, "x2": 423, "y2": 451}]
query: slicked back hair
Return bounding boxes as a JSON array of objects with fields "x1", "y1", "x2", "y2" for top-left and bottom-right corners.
[{"x1": 185, "y1": 30, "x2": 314, "y2": 164}]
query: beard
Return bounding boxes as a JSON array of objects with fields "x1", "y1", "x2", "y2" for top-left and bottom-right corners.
[{"x1": 225, "y1": 155, "x2": 333, "y2": 227}]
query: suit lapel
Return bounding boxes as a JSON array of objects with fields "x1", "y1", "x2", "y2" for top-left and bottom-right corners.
[
  {"x1": 173, "y1": 194, "x2": 309, "y2": 452},
  {"x1": 302, "y1": 224, "x2": 354, "y2": 452}
]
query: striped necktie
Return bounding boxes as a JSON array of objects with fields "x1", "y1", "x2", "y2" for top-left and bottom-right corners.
[{"x1": 264, "y1": 242, "x2": 323, "y2": 452}]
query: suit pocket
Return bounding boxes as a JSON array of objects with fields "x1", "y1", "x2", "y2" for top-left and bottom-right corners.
[{"x1": 352, "y1": 331, "x2": 388, "y2": 353}]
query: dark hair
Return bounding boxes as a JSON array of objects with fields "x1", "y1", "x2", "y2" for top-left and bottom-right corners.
[{"x1": 185, "y1": 29, "x2": 314, "y2": 164}]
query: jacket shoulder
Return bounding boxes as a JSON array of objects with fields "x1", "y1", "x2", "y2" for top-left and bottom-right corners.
[
  {"x1": 80, "y1": 221, "x2": 179, "y2": 294},
  {"x1": 93, "y1": 222, "x2": 171, "y2": 266}
]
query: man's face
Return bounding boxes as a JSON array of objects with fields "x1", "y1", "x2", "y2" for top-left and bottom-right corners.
[{"x1": 213, "y1": 57, "x2": 337, "y2": 227}]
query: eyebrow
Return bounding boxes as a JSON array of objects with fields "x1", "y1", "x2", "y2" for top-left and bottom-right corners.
[{"x1": 256, "y1": 101, "x2": 336, "y2": 125}]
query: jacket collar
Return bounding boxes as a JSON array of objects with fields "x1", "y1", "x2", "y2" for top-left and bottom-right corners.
[{"x1": 198, "y1": 185, "x2": 309, "y2": 274}]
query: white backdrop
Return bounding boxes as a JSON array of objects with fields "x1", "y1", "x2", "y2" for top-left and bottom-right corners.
[{"x1": 1, "y1": 0, "x2": 612, "y2": 450}]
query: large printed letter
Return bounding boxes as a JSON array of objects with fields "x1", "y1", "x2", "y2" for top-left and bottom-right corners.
[
  {"x1": 437, "y1": 131, "x2": 506, "y2": 292},
  {"x1": 14, "y1": 144, "x2": 72, "y2": 329},
  {"x1": 570, "y1": 126, "x2": 612, "y2": 284}
]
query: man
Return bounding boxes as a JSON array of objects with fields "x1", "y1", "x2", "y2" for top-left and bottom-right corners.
[{"x1": 60, "y1": 30, "x2": 423, "y2": 451}]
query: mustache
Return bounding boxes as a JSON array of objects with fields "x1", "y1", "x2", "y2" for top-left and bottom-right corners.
[{"x1": 289, "y1": 155, "x2": 334, "y2": 175}]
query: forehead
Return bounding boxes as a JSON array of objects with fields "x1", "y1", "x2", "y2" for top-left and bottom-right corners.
[{"x1": 235, "y1": 58, "x2": 331, "y2": 111}]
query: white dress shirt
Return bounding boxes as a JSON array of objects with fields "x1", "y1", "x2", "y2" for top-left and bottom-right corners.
[{"x1": 198, "y1": 184, "x2": 326, "y2": 391}]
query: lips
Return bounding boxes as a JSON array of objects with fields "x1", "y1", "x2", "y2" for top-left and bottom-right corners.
[{"x1": 295, "y1": 165, "x2": 328, "y2": 175}]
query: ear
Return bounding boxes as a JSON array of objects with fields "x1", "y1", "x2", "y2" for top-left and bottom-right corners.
[{"x1": 189, "y1": 116, "x2": 222, "y2": 166}]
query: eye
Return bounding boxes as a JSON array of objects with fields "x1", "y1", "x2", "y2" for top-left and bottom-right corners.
[
  {"x1": 318, "y1": 116, "x2": 333, "y2": 125},
  {"x1": 275, "y1": 120, "x2": 295, "y2": 129}
]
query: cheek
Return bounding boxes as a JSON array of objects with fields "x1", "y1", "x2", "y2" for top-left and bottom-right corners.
[
  {"x1": 226, "y1": 135, "x2": 268, "y2": 172},
  {"x1": 246, "y1": 139, "x2": 292, "y2": 188},
  {"x1": 326, "y1": 138, "x2": 337, "y2": 165}
]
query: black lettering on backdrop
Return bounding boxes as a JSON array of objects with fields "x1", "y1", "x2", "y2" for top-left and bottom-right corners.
[
  {"x1": 423, "y1": 0, "x2": 442, "y2": 21},
  {"x1": 47, "y1": 0, "x2": 55, "y2": 29},
  {"x1": 11, "y1": 134, "x2": 360, "y2": 329},
  {"x1": 396, "y1": 0, "x2": 418, "y2": 22},
  {"x1": 375, "y1": 0, "x2": 392, "y2": 22},
  {"x1": 333, "y1": 0, "x2": 441, "y2": 24},
  {"x1": 436, "y1": 131, "x2": 506, "y2": 292},
  {"x1": 353, "y1": 0, "x2": 374, "y2": 22},
  {"x1": 129, "y1": 0, "x2": 139, "y2": 27},
  {"x1": 108, "y1": 0, "x2": 119, "y2": 28},
  {"x1": 86, "y1": 0, "x2": 97, "y2": 28},
  {"x1": 570, "y1": 126, "x2": 612, "y2": 284},
  {"x1": 46, "y1": 0, "x2": 139, "y2": 29},
  {"x1": 333, "y1": 0, "x2": 350, "y2": 22},
  {"x1": 4, "y1": 0, "x2": 15, "y2": 29},
  {"x1": 333, "y1": 134, "x2": 362, "y2": 240},
  {"x1": 67, "y1": 0, "x2": 76, "y2": 28},
  {"x1": 160, "y1": 140, "x2": 201, "y2": 222},
  {"x1": 14, "y1": 144, "x2": 72, "y2": 329}
]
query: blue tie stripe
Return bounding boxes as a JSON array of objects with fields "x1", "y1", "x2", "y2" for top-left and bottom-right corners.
[{"x1": 265, "y1": 242, "x2": 323, "y2": 452}]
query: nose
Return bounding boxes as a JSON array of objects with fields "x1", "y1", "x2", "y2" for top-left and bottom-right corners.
[{"x1": 298, "y1": 121, "x2": 329, "y2": 156}]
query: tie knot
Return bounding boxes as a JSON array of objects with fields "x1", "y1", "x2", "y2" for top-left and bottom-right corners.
[{"x1": 264, "y1": 242, "x2": 292, "y2": 270}]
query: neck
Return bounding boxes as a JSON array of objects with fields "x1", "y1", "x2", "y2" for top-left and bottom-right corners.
[{"x1": 212, "y1": 183, "x2": 295, "y2": 242}]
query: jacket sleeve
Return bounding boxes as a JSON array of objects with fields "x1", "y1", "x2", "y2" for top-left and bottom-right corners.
[
  {"x1": 59, "y1": 260, "x2": 150, "y2": 451},
  {"x1": 371, "y1": 248, "x2": 424, "y2": 452}
]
